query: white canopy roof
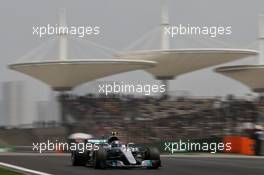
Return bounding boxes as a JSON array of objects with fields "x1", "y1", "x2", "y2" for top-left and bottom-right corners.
[
  {"x1": 215, "y1": 65, "x2": 264, "y2": 93},
  {"x1": 9, "y1": 59, "x2": 156, "y2": 91},
  {"x1": 116, "y1": 49, "x2": 258, "y2": 79}
]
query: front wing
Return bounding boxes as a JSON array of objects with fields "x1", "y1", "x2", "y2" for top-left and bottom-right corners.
[{"x1": 106, "y1": 159, "x2": 160, "y2": 168}]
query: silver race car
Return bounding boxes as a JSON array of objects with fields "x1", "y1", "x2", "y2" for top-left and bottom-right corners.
[{"x1": 70, "y1": 132, "x2": 161, "y2": 169}]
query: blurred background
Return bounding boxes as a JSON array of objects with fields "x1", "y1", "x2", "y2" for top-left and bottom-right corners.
[{"x1": 0, "y1": 0, "x2": 264, "y2": 156}]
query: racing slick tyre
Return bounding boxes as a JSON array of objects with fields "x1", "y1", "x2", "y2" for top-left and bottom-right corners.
[
  {"x1": 93, "y1": 148, "x2": 107, "y2": 169},
  {"x1": 145, "y1": 147, "x2": 161, "y2": 169},
  {"x1": 71, "y1": 151, "x2": 87, "y2": 166}
]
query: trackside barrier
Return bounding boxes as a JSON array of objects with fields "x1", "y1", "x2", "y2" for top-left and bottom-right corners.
[{"x1": 223, "y1": 136, "x2": 255, "y2": 155}]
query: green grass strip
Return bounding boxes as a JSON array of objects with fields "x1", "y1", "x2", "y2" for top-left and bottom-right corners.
[{"x1": 0, "y1": 167, "x2": 23, "y2": 175}]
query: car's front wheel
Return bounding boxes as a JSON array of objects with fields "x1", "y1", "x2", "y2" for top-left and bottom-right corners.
[
  {"x1": 145, "y1": 147, "x2": 161, "y2": 169},
  {"x1": 93, "y1": 148, "x2": 107, "y2": 169}
]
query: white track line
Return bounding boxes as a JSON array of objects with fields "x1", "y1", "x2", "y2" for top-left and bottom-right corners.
[
  {"x1": 161, "y1": 154, "x2": 264, "y2": 159},
  {"x1": 0, "y1": 162, "x2": 53, "y2": 175}
]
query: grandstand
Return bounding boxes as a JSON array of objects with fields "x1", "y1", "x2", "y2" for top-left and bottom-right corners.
[
  {"x1": 0, "y1": 94, "x2": 262, "y2": 145},
  {"x1": 58, "y1": 94, "x2": 263, "y2": 143}
]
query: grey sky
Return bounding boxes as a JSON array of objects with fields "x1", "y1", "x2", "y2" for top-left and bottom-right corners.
[{"x1": 1, "y1": 0, "x2": 264, "y2": 123}]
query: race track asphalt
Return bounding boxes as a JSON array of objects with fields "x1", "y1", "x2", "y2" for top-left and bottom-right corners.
[{"x1": 0, "y1": 154, "x2": 263, "y2": 175}]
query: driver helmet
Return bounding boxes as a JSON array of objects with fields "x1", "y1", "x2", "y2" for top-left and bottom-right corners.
[{"x1": 111, "y1": 140, "x2": 121, "y2": 148}]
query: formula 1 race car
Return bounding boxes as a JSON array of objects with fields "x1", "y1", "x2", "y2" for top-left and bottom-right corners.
[{"x1": 70, "y1": 132, "x2": 161, "y2": 169}]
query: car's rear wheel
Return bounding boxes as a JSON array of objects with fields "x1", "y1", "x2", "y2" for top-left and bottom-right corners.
[
  {"x1": 71, "y1": 151, "x2": 87, "y2": 166},
  {"x1": 93, "y1": 148, "x2": 107, "y2": 169}
]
